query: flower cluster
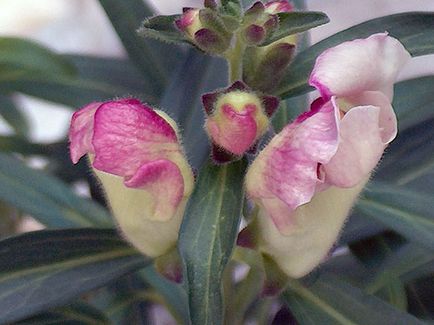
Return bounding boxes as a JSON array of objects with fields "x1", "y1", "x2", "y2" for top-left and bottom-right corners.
[{"x1": 69, "y1": 0, "x2": 410, "y2": 281}]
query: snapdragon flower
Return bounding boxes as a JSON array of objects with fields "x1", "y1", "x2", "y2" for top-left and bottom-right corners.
[
  {"x1": 245, "y1": 33, "x2": 410, "y2": 278},
  {"x1": 69, "y1": 99, "x2": 194, "y2": 257}
]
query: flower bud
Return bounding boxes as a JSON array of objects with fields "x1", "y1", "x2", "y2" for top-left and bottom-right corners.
[
  {"x1": 202, "y1": 81, "x2": 279, "y2": 160},
  {"x1": 264, "y1": 1, "x2": 293, "y2": 14},
  {"x1": 69, "y1": 99, "x2": 194, "y2": 257},
  {"x1": 175, "y1": 7, "x2": 232, "y2": 54},
  {"x1": 241, "y1": 1, "x2": 292, "y2": 45}
]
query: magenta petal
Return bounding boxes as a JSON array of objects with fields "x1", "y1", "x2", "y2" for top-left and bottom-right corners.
[
  {"x1": 206, "y1": 104, "x2": 258, "y2": 155},
  {"x1": 324, "y1": 98, "x2": 387, "y2": 187},
  {"x1": 246, "y1": 101, "x2": 339, "y2": 233},
  {"x1": 69, "y1": 102, "x2": 102, "y2": 164},
  {"x1": 309, "y1": 33, "x2": 411, "y2": 101},
  {"x1": 92, "y1": 100, "x2": 178, "y2": 178},
  {"x1": 124, "y1": 159, "x2": 184, "y2": 221}
]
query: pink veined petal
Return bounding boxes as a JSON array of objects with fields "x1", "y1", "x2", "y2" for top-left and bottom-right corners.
[
  {"x1": 92, "y1": 100, "x2": 179, "y2": 178},
  {"x1": 309, "y1": 33, "x2": 411, "y2": 101},
  {"x1": 206, "y1": 104, "x2": 258, "y2": 155},
  {"x1": 246, "y1": 100, "x2": 340, "y2": 233},
  {"x1": 124, "y1": 159, "x2": 185, "y2": 222},
  {"x1": 324, "y1": 98, "x2": 387, "y2": 188},
  {"x1": 69, "y1": 102, "x2": 102, "y2": 164}
]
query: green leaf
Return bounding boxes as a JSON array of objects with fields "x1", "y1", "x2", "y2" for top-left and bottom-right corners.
[
  {"x1": 98, "y1": 0, "x2": 184, "y2": 94},
  {"x1": 357, "y1": 182, "x2": 434, "y2": 250},
  {"x1": 366, "y1": 243, "x2": 434, "y2": 293},
  {"x1": 220, "y1": 0, "x2": 242, "y2": 17},
  {"x1": 179, "y1": 160, "x2": 247, "y2": 325},
  {"x1": 14, "y1": 302, "x2": 110, "y2": 325},
  {"x1": 375, "y1": 277, "x2": 408, "y2": 311},
  {"x1": 376, "y1": 117, "x2": 434, "y2": 185},
  {"x1": 282, "y1": 273, "x2": 426, "y2": 325},
  {"x1": 142, "y1": 267, "x2": 190, "y2": 325},
  {"x1": 0, "y1": 152, "x2": 112, "y2": 228},
  {"x1": 0, "y1": 37, "x2": 76, "y2": 77},
  {"x1": 64, "y1": 54, "x2": 159, "y2": 103},
  {"x1": 139, "y1": 15, "x2": 188, "y2": 45},
  {"x1": 0, "y1": 136, "x2": 46, "y2": 155},
  {"x1": 277, "y1": 12, "x2": 434, "y2": 98},
  {"x1": 0, "y1": 228, "x2": 149, "y2": 324},
  {"x1": 262, "y1": 12, "x2": 329, "y2": 46},
  {"x1": 0, "y1": 94, "x2": 29, "y2": 137},
  {"x1": 393, "y1": 76, "x2": 434, "y2": 131},
  {"x1": 0, "y1": 66, "x2": 137, "y2": 108}
]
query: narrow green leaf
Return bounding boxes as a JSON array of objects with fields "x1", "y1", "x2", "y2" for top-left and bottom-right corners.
[
  {"x1": 376, "y1": 117, "x2": 434, "y2": 185},
  {"x1": 393, "y1": 76, "x2": 434, "y2": 131},
  {"x1": 366, "y1": 244, "x2": 434, "y2": 293},
  {"x1": 179, "y1": 160, "x2": 247, "y2": 325},
  {"x1": 262, "y1": 12, "x2": 329, "y2": 46},
  {"x1": 0, "y1": 37, "x2": 76, "y2": 77},
  {"x1": 0, "y1": 228, "x2": 149, "y2": 324},
  {"x1": 141, "y1": 267, "x2": 190, "y2": 325},
  {"x1": 277, "y1": 12, "x2": 434, "y2": 98},
  {"x1": 0, "y1": 136, "x2": 46, "y2": 155},
  {"x1": 282, "y1": 273, "x2": 426, "y2": 325},
  {"x1": 376, "y1": 278, "x2": 408, "y2": 311},
  {"x1": 0, "y1": 94, "x2": 29, "y2": 137},
  {"x1": 64, "y1": 54, "x2": 159, "y2": 103},
  {"x1": 357, "y1": 182, "x2": 434, "y2": 250},
  {"x1": 0, "y1": 152, "x2": 112, "y2": 228},
  {"x1": 15, "y1": 302, "x2": 110, "y2": 325},
  {"x1": 0, "y1": 66, "x2": 137, "y2": 108},
  {"x1": 98, "y1": 0, "x2": 184, "y2": 93},
  {"x1": 220, "y1": 0, "x2": 242, "y2": 17},
  {"x1": 139, "y1": 15, "x2": 188, "y2": 45}
]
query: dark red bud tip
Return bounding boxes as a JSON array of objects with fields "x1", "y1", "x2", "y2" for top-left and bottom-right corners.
[
  {"x1": 262, "y1": 95, "x2": 280, "y2": 117},
  {"x1": 244, "y1": 24, "x2": 266, "y2": 45},
  {"x1": 182, "y1": 7, "x2": 194, "y2": 13},
  {"x1": 237, "y1": 227, "x2": 256, "y2": 249},
  {"x1": 264, "y1": 15, "x2": 279, "y2": 32},
  {"x1": 160, "y1": 264, "x2": 183, "y2": 284},
  {"x1": 245, "y1": 1, "x2": 265, "y2": 17},
  {"x1": 226, "y1": 80, "x2": 249, "y2": 92},
  {"x1": 261, "y1": 280, "x2": 284, "y2": 297},
  {"x1": 202, "y1": 92, "x2": 219, "y2": 115},
  {"x1": 204, "y1": 0, "x2": 217, "y2": 9},
  {"x1": 211, "y1": 143, "x2": 239, "y2": 164}
]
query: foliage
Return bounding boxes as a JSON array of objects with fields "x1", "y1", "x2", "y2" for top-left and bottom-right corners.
[{"x1": 0, "y1": 0, "x2": 433, "y2": 324}]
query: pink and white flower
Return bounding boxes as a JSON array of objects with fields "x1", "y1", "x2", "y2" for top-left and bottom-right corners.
[
  {"x1": 203, "y1": 81, "x2": 279, "y2": 159},
  {"x1": 245, "y1": 33, "x2": 410, "y2": 277},
  {"x1": 69, "y1": 99, "x2": 194, "y2": 257}
]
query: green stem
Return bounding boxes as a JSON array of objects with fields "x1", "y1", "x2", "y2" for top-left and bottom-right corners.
[{"x1": 226, "y1": 33, "x2": 246, "y2": 83}]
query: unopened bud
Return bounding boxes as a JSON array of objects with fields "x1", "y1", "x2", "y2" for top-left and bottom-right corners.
[{"x1": 203, "y1": 81, "x2": 279, "y2": 159}]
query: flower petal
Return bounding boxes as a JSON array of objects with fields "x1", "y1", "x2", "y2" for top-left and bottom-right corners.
[
  {"x1": 309, "y1": 33, "x2": 411, "y2": 101},
  {"x1": 246, "y1": 100, "x2": 339, "y2": 233},
  {"x1": 256, "y1": 180, "x2": 368, "y2": 278},
  {"x1": 91, "y1": 100, "x2": 179, "y2": 179},
  {"x1": 346, "y1": 90, "x2": 397, "y2": 143},
  {"x1": 324, "y1": 97, "x2": 389, "y2": 187},
  {"x1": 124, "y1": 159, "x2": 184, "y2": 222},
  {"x1": 69, "y1": 102, "x2": 101, "y2": 164},
  {"x1": 94, "y1": 169, "x2": 186, "y2": 257},
  {"x1": 206, "y1": 104, "x2": 258, "y2": 155}
]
